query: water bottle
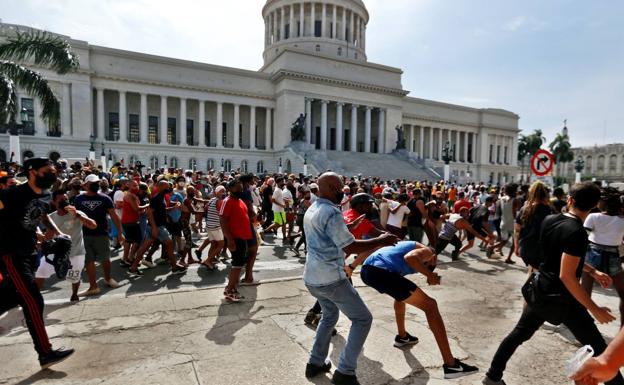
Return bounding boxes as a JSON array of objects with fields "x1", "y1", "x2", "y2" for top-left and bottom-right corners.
[{"x1": 565, "y1": 345, "x2": 594, "y2": 378}]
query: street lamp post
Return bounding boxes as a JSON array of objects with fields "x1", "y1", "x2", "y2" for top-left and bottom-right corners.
[
  {"x1": 442, "y1": 141, "x2": 452, "y2": 183},
  {"x1": 100, "y1": 142, "x2": 106, "y2": 170},
  {"x1": 89, "y1": 135, "x2": 96, "y2": 161},
  {"x1": 278, "y1": 157, "x2": 283, "y2": 174},
  {"x1": 8, "y1": 107, "x2": 29, "y2": 164},
  {"x1": 574, "y1": 158, "x2": 585, "y2": 184},
  {"x1": 107, "y1": 148, "x2": 113, "y2": 170},
  {"x1": 303, "y1": 154, "x2": 308, "y2": 176},
  {"x1": 220, "y1": 158, "x2": 224, "y2": 172}
]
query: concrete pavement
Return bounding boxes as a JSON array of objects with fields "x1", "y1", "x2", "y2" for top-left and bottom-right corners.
[{"x1": 1, "y1": 250, "x2": 622, "y2": 385}]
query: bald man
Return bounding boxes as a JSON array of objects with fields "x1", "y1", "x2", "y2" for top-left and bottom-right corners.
[{"x1": 303, "y1": 172, "x2": 398, "y2": 385}]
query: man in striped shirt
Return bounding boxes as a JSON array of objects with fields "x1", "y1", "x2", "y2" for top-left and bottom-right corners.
[{"x1": 195, "y1": 185, "x2": 226, "y2": 270}]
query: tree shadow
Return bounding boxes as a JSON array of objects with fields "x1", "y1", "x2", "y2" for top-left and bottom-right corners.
[{"x1": 204, "y1": 285, "x2": 263, "y2": 346}]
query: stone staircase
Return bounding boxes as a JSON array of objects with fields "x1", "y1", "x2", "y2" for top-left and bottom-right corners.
[{"x1": 322, "y1": 150, "x2": 438, "y2": 180}]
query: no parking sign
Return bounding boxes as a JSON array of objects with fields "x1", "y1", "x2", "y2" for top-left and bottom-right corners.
[{"x1": 530, "y1": 149, "x2": 555, "y2": 177}]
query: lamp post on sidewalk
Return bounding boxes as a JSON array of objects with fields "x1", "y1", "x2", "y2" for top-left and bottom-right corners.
[
  {"x1": 7, "y1": 107, "x2": 29, "y2": 164},
  {"x1": 574, "y1": 157, "x2": 584, "y2": 184},
  {"x1": 442, "y1": 141, "x2": 452, "y2": 183},
  {"x1": 303, "y1": 154, "x2": 308, "y2": 176},
  {"x1": 88, "y1": 135, "x2": 96, "y2": 161},
  {"x1": 100, "y1": 142, "x2": 106, "y2": 170}
]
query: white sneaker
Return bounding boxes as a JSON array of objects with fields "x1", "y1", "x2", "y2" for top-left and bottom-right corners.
[
  {"x1": 78, "y1": 287, "x2": 101, "y2": 297},
  {"x1": 105, "y1": 278, "x2": 120, "y2": 288},
  {"x1": 141, "y1": 260, "x2": 155, "y2": 268}
]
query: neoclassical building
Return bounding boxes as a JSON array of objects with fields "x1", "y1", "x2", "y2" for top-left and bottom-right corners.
[
  {"x1": 560, "y1": 144, "x2": 624, "y2": 182},
  {"x1": 0, "y1": 0, "x2": 519, "y2": 182}
]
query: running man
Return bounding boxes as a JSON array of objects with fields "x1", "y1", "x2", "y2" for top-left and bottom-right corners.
[
  {"x1": 436, "y1": 207, "x2": 493, "y2": 260},
  {"x1": 360, "y1": 241, "x2": 479, "y2": 379}
]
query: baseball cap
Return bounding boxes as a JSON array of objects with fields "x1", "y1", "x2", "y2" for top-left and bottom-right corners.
[
  {"x1": 309, "y1": 183, "x2": 319, "y2": 190},
  {"x1": 17, "y1": 157, "x2": 53, "y2": 177},
  {"x1": 85, "y1": 174, "x2": 100, "y2": 184}
]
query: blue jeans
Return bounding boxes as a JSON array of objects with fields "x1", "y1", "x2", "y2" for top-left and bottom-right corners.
[{"x1": 306, "y1": 279, "x2": 373, "y2": 376}]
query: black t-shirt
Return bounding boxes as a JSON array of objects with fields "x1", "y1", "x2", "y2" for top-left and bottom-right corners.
[
  {"x1": 0, "y1": 183, "x2": 51, "y2": 257},
  {"x1": 262, "y1": 186, "x2": 273, "y2": 209},
  {"x1": 150, "y1": 193, "x2": 168, "y2": 227},
  {"x1": 539, "y1": 213, "x2": 588, "y2": 294},
  {"x1": 552, "y1": 199, "x2": 567, "y2": 213},
  {"x1": 74, "y1": 193, "x2": 114, "y2": 236},
  {"x1": 469, "y1": 204, "x2": 489, "y2": 229},
  {"x1": 516, "y1": 203, "x2": 553, "y2": 268},
  {"x1": 407, "y1": 198, "x2": 424, "y2": 227}
]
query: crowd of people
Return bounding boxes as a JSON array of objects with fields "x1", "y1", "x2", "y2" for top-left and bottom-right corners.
[{"x1": 1, "y1": 156, "x2": 624, "y2": 384}]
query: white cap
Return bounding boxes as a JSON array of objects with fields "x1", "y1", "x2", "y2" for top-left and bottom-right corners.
[
  {"x1": 309, "y1": 183, "x2": 319, "y2": 190},
  {"x1": 85, "y1": 174, "x2": 100, "y2": 183}
]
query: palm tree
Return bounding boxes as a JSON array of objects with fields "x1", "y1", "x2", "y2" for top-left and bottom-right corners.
[
  {"x1": 0, "y1": 30, "x2": 79, "y2": 128},
  {"x1": 517, "y1": 129, "x2": 546, "y2": 182},
  {"x1": 549, "y1": 132, "x2": 574, "y2": 177},
  {"x1": 517, "y1": 135, "x2": 530, "y2": 182}
]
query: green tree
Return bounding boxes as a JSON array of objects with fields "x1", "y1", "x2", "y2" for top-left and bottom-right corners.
[
  {"x1": 549, "y1": 131, "x2": 574, "y2": 177},
  {"x1": 517, "y1": 129, "x2": 546, "y2": 182},
  {"x1": 0, "y1": 30, "x2": 79, "y2": 128}
]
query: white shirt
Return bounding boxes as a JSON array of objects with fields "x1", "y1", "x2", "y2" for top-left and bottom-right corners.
[
  {"x1": 585, "y1": 213, "x2": 624, "y2": 246},
  {"x1": 113, "y1": 190, "x2": 125, "y2": 218},
  {"x1": 282, "y1": 187, "x2": 293, "y2": 209},
  {"x1": 272, "y1": 187, "x2": 285, "y2": 213},
  {"x1": 387, "y1": 200, "x2": 410, "y2": 228}
]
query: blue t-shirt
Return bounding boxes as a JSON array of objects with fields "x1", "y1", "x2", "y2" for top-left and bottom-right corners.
[
  {"x1": 74, "y1": 193, "x2": 114, "y2": 236},
  {"x1": 168, "y1": 192, "x2": 184, "y2": 223},
  {"x1": 364, "y1": 241, "x2": 417, "y2": 276}
]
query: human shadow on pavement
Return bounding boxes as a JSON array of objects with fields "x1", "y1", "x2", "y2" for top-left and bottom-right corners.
[
  {"x1": 205, "y1": 285, "x2": 264, "y2": 346},
  {"x1": 13, "y1": 368, "x2": 67, "y2": 385}
]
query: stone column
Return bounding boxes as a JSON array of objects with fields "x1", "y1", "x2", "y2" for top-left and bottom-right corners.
[
  {"x1": 250, "y1": 106, "x2": 256, "y2": 149},
  {"x1": 336, "y1": 103, "x2": 344, "y2": 151},
  {"x1": 364, "y1": 106, "x2": 372, "y2": 152},
  {"x1": 265, "y1": 108, "x2": 272, "y2": 150},
  {"x1": 377, "y1": 109, "x2": 385, "y2": 154},
  {"x1": 233, "y1": 103, "x2": 240, "y2": 149},
  {"x1": 356, "y1": 15, "x2": 361, "y2": 46},
  {"x1": 299, "y1": 2, "x2": 305, "y2": 37},
  {"x1": 350, "y1": 104, "x2": 358, "y2": 152},
  {"x1": 289, "y1": 5, "x2": 294, "y2": 39},
  {"x1": 332, "y1": 4, "x2": 337, "y2": 38},
  {"x1": 349, "y1": 10, "x2": 354, "y2": 43},
  {"x1": 305, "y1": 98, "x2": 312, "y2": 144},
  {"x1": 280, "y1": 7, "x2": 285, "y2": 41},
  {"x1": 511, "y1": 136, "x2": 517, "y2": 166},
  {"x1": 473, "y1": 133, "x2": 479, "y2": 164},
  {"x1": 97, "y1": 88, "x2": 105, "y2": 140},
  {"x1": 408, "y1": 125, "x2": 414, "y2": 152},
  {"x1": 273, "y1": 11, "x2": 278, "y2": 43},
  {"x1": 455, "y1": 130, "x2": 460, "y2": 161},
  {"x1": 61, "y1": 83, "x2": 71, "y2": 136},
  {"x1": 309, "y1": 3, "x2": 315, "y2": 36},
  {"x1": 140, "y1": 93, "x2": 148, "y2": 144},
  {"x1": 341, "y1": 6, "x2": 346, "y2": 40},
  {"x1": 320, "y1": 100, "x2": 328, "y2": 150},
  {"x1": 216, "y1": 102, "x2": 223, "y2": 148},
  {"x1": 428, "y1": 127, "x2": 434, "y2": 160},
  {"x1": 438, "y1": 128, "x2": 443, "y2": 160},
  {"x1": 34, "y1": 97, "x2": 46, "y2": 136},
  {"x1": 160, "y1": 95, "x2": 167, "y2": 144},
  {"x1": 179, "y1": 98, "x2": 187, "y2": 145},
  {"x1": 419, "y1": 126, "x2": 424, "y2": 159},
  {"x1": 118, "y1": 90, "x2": 127, "y2": 143},
  {"x1": 321, "y1": 3, "x2": 326, "y2": 38},
  {"x1": 265, "y1": 16, "x2": 269, "y2": 47},
  {"x1": 198, "y1": 100, "x2": 205, "y2": 146}
]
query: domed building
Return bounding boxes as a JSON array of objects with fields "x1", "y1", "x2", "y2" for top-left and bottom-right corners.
[{"x1": 0, "y1": 0, "x2": 519, "y2": 183}]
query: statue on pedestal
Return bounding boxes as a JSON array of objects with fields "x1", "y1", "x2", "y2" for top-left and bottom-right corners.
[
  {"x1": 395, "y1": 125, "x2": 406, "y2": 150},
  {"x1": 291, "y1": 113, "x2": 306, "y2": 142}
]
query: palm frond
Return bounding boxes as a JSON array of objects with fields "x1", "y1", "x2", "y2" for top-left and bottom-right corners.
[
  {"x1": 0, "y1": 73, "x2": 18, "y2": 124},
  {"x1": 0, "y1": 30, "x2": 79, "y2": 74},
  {"x1": 0, "y1": 61, "x2": 59, "y2": 126}
]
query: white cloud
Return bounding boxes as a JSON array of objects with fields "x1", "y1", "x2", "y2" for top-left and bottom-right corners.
[{"x1": 503, "y1": 16, "x2": 526, "y2": 32}]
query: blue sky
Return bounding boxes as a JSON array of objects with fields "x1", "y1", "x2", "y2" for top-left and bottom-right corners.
[{"x1": 2, "y1": 0, "x2": 622, "y2": 147}]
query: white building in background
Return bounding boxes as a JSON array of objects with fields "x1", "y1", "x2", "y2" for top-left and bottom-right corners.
[
  {"x1": 562, "y1": 144, "x2": 624, "y2": 182},
  {"x1": 0, "y1": 0, "x2": 519, "y2": 183}
]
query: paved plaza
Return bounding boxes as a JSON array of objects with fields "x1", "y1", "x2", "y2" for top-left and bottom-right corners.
[{"x1": 1, "y1": 240, "x2": 621, "y2": 385}]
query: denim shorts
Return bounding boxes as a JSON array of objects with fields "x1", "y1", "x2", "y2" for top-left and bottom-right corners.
[
  {"x1": 155, "y1": 226, "x2": 172, "y2": 243},
  {"x1": 585, "y1": 245, "x2": 623, "y2": 277}
]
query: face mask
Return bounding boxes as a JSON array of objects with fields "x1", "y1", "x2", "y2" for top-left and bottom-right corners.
[
  {"x1": 35, "y1": 171, "x2": 57, "y2": 189},
  {"x1": 88, "y1": 183, "x2": 100, "y2": 193},
  {"x1": 335, "y1": 190, "x2": 344, "y2": 204}
]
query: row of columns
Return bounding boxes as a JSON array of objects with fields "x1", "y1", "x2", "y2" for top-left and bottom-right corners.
[
  {"x1": 489, "y1": 134, "x2": 515, "y2": 165},
  {"x1": 406, "y1": 125, "x2": 478, "y2": 164},
  {"x1": 304, "y1": 98, "x2": 385, "y2": 153},
  {"x1": 266, "y1": 2, "x2": 365, "y2": 48},
  {"x1": 95, "y1": 88, "x2": 273, "y2": 150}
]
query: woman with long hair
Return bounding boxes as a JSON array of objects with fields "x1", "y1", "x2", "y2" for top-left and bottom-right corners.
[
  {"x1": 581, "y1": 188, "x2": 624, "y2": 326},
  {"x1": 513, "y1": 181, "x2": 552, "y2": 271}
]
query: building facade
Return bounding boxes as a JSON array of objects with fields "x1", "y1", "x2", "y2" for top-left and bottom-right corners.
[
  {"x1": 561, "y1": 144, "x2": 624, "y2": 182},
  {"x1": 0, "y1": 0, "x2": 519, "y2": 182}
]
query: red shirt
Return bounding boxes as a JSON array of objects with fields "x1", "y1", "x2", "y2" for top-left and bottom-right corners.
[
  {"x1": 219, "y1": 196, "x2": 252, "y2": 240},
  {"x1": 453, "y1": 199, "x2": 472, "y2": 214},
  {"x1": 343, "y1": 209, "x2": 374, "y2": 240},
  {"x1": 372, "y1": 186, "x2": 383, "y2": 195}
]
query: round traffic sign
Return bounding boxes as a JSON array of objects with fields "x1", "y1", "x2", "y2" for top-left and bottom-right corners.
[{"x1": 530, "y1": 149, "x2": 555, "y2": 176}]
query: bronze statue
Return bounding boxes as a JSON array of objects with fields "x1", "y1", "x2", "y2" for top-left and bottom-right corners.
[
  {"x1": 395, "y1": 125, "x2": 406, "y2": 150},
  {"x1": 291, "y1": 113, "x2": 307, "y2": 141}
]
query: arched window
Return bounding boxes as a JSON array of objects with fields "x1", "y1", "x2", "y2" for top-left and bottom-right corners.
[
  {"x1": 23, "y1": 150, "x2": 34, "y2": 160},
  {"x1": 189, "y1": 158, "x2": 197, "y2": 171},
  {"x1": 0, "y1": 149, "x2": 6, "y2": 162},
  {"x1": 597, "y1": 155, "x2": 605, "y2": 175},
  {"x1": 609, "y1": 155, "x2": 618, "y2": 175},
  {"x1": 149, "y1": 156, "x2": 159, "y2": 170},
  {"x1": 170, "y1": 157, "x2": 179, "y2": 169},
  {"x1": 337, "y1": 47, "x2": 342, "y2": 56},
  {"x1": 241, "y1": 160, "x2": 248, "y2": 173},
  {"x1": 285, "y1": 159, "x2": 292, "y2": 173},
  {"x1": 224, "y1": 159, "x2": 232, "y2": 172},
  {"x1": 257, "y1": 160, "x2": 264, "y2": 173},
  {"x1": 49, "y1": 151, "x2": 61, "y2": 162},
  {"x1": 315, "y1": 44, "x2": 321, "y2": 52},
  {"x1": 207, "y1": 158, "x2": 215, "y2": 171},
  {"x1": 585, "y1": 156, "x2": 593, "y2": 174},
  {"x1": 129, "y1": 155, "x2": 138, "y2": 167}
]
